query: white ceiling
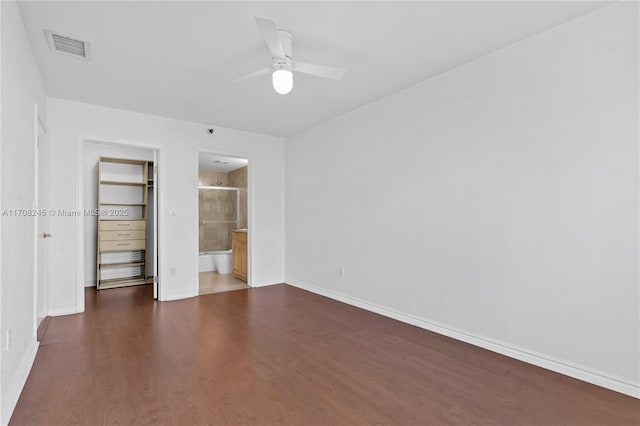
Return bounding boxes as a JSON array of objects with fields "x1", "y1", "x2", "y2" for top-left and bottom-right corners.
[
  {"x1": 199, "y1": 153, "x2": 248, "y2": 172},
  {"x1": 19, "y1": 1, "x2": 608, "y2": 137}
]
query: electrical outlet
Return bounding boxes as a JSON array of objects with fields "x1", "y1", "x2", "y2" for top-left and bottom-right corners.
[
  {"x1": 169, "y1": 208, "x2": 176, "y2": 216},
  {"x1": 338, "y1": 267, "x2": 344, "y2": 278},
  {"x1": 169, "y1": 267, "x2": 175, "y2": 276}
]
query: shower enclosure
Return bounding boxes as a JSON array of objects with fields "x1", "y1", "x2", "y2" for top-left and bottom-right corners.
[{"x1": 199, "y1": 185, "x2": 240, "y2": 252}]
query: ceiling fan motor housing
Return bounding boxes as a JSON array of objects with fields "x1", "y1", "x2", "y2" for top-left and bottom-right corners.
[
  {"x1": 277, "y1": 29, "x2": 293, "y2": 59},
  {"x1": 272, "y1": 57, "x2": 292, "y2": 72},
  {"x1": 272, "y1": 30, "x2": 293, "y2": 72}
]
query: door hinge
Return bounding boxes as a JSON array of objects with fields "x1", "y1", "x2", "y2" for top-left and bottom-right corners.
[{"x1": 154, "y1": 166, "x2": 158, "y2": 173}]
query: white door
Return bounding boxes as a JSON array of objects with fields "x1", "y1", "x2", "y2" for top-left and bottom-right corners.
[
  {"x1": 153, "y1": 151, "x2": 158, "y2": 299},
  {"x1": 35, "y1": 114, "x2": 49, "y2": 330}
]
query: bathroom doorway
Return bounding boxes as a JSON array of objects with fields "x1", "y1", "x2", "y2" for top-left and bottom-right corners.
[{"x1": 197, "y1": 152, "x2": 249, "y2": 295}]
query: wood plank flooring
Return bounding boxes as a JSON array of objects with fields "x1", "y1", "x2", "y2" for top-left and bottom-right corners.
[{"x1": 10, "y1": 284, "x2": 639, "y2": 425}]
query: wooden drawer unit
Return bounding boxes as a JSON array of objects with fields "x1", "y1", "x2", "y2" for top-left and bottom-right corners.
[
  {"x1": 100, "y1": 230, "x2": 146, "y2": 241},
  {"x1": 100, "y1": 239, "x2": 146, "y2": 252},
  {"x1": 99, "y1": 220, "x2": 146, "y2": 231}
]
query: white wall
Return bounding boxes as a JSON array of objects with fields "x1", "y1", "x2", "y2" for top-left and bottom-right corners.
[
  {"x1": 285, "y1": 2, "x2": 639, "y2": 396},
  {"x1": 47, "y1": 97, "x2": 285, "y2": 313},
  {"x1": 83, "y1": 142, "x2": 154, "y2": 286},
  {"x1": 0, "y1": 1, "x2": 46, "y2": 423}
]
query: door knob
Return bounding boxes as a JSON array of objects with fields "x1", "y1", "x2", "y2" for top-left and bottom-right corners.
[{"x1": 42, "y1": 232, "x2": 51, "y2": 239}]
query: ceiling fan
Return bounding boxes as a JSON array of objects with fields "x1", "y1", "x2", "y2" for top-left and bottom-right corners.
[{"x1": 235, "y1": 17, "x2": 346, "y2": 95}]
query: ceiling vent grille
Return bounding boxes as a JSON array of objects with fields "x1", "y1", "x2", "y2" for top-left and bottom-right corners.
[{"x1": 45, "y1": 30, "x2": 90, "y2": 60}]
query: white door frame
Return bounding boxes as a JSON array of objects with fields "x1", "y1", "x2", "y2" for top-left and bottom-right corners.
[
  {"x1": 75, "y1": 135, "x2": 165, "y2": 312},
  {"x1": 152, "y1": 150, "x2": 158, "y2": 299},
  {"x1": 193, "y1": 149, "x2": 253, "y2": 295},
  {"x1": 32, "y1": 104, "x2": 48, "y2": 337}
]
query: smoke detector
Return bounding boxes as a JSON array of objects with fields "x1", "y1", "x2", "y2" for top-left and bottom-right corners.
[{"x1": 45, "y1": 30, "x2": 90, "y2": 60}]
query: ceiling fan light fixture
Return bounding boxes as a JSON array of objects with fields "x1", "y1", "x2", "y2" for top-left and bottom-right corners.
[
  {"x1": 235, "y1": 17, "x2": 345, "y2": 93},
  {"x1": 272, "y1": 69, "x2": 293, "y2": 95}
]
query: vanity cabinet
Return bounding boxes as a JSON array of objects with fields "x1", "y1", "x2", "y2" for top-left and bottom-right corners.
[{"x1": 232, "y1": 230, "x2": 248, "y2": 282}]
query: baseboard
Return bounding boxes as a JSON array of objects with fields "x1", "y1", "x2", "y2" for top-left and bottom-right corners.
[
  {"x1": 1, "y1": 339, "x2": 39, "y2": 426},
  {"x1": 286, "y1": 279, "x2": 640, "y2": 399},
  {"x1": 48, "y1": 307, "x2": 79, "y2": 317},
  {"x1": 84, "y1": 280, "x2": 96, "y2": 288}
]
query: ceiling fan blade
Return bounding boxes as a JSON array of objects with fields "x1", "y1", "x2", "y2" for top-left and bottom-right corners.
[
  {"x1": 234, "y1": 67, "x2": 272, "y2": 82},
  {"x1": 255, "y1": 17, "x2": 285, "y2": 58},
  {"x1": 293, "y1": 62, "x2": 346, "y2": 80}
]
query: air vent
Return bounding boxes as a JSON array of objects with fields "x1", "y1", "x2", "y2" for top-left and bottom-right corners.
[{"x1": 45, "y1": 30, "x2": 90, "y2": 60}]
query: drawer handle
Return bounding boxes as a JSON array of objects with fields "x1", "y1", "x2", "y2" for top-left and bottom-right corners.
[
  {"x1": 117, "y1": 233, "x2": 130, "y2": 237},
  {"x1": 116, "y1": 243, "x2": 130, "y2": 246},
  {"x1": 117, "y1": 223, "x2": 130, "y2": 227}
]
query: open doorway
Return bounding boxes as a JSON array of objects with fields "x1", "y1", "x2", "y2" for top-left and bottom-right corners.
[
  {"x1": 197, "y1": 152, "x2": 249, "y2": 295},
  {"x1": 82, "y1": 140, "x2": 159, "y2": 301}
]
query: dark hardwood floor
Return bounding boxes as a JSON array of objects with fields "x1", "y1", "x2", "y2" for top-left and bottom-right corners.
[{"x1": 11, "y1": 284, "x2": 639, "y2": 425}]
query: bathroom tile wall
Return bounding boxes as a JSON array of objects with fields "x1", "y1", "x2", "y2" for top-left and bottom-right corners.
[
  {"x1": 198, "y1": 166, "x2": 248, "y2": 252},
  {"x1": 229, "y1": 166, "x2": 248, "y2": 229},
  {"x1": 199, "y1": 170, "x2": 229, "y2": 186},
  {"x1": 199, "y1": 170, "x2": 233, "y2": 252}
]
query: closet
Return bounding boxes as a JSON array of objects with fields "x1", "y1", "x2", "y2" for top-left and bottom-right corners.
[{"x1": 96, "y1": 157, "x2": 155, "y2": 289}]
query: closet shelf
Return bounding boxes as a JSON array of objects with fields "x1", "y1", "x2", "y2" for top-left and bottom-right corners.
[
  {"x1": 98, "y1": 277, "x2": 147, "y2": 289},
  {"x1": 202, "y1": 220, "x2": 238, "y2": 224},
  {"x1": 198, "y1": 185, "x2": 240, "y2": 191},
  {"x1": 100, "y1": 275, "x2": 145, "y2": 283},
  {"x1": 100, "y1": 180, "x2": 146, "y2": 187},
  {"x1": 99, "y1": 261, "x2": 145, "y2": 268}
]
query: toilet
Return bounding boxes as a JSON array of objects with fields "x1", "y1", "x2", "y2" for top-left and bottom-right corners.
[{"x1": 214, "y1": 249, "x2": 233, "y2": 274}]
